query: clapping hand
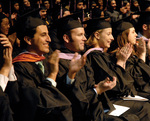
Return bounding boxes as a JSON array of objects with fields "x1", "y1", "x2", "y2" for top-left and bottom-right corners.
[
  {"x1": 95, "y1": 76, "x2": 117, "y2": 95},
  {"x1": 0, "y1": 34, "x2": 13, "y2": 77},
  {"x1": 116, "y1": 43, "x2": 133, "y2": 69},
  {"x1": 136, "y1": 38, "x2": 146, "y2": 62},
  {"x1": 68, "y1": 53, "x2": 86, "y2": 79},
  {"x1": 48, "y1": 50, "x2": 60, "y2": 81}
]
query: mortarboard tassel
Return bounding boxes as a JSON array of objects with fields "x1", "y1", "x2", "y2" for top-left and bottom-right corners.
[
  {"x1": 74, "y1": 0, "x2": 76, "y2": 12},
  {"x1": 9, "y1": 0, "x2": 11, "y2": 16},
  {"x1": 82, "y1": 8, "x2": 84, "y2": 21},
  {"x1": 60, "y1": 4, "x2": 63, "y2": 18},
  {"x1": 69, "y1": 0, "x2": 71, "y2": 9}
]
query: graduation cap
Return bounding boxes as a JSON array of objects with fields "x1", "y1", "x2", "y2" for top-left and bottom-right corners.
[
  {"x1": 13, "y1": 8, "x2": 40, "y2": 27},
  {"x1": 57, "y1": 11, "x2": 82, "y2": 28},
  {"x1": 112, "y1": 11, "x2": 140, "y2": 36},
  {"x1": 83, "y1": 17, "x2": 111, "y2": 36},
  {"x1": 115, "y1": 21, "x2": 133, "y2": 33},
  {"x1": 24, "y1": 16, "x2": 45, "y2": 30},
  {"x1": 17, "y1": 8, "x2": 40, "y2": 20},
  {"x1": 113, "y1": 17, "x2": 133, "y2": 36},
  {"x1": 14, "y1": 8, "x2": 45, "y2": 40},
  {"x1": 56, "y1": 12, "x2": 83, "y2": 40}
]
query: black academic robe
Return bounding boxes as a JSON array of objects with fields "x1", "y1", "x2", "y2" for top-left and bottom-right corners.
[
  {"x1": 56, "y1": 48, "x2": 126, "y2": 121},
  {"x1": 87, "y1": 50, "x2": 150, "y2": 121},
  {"x1": 126, "y1": 56, "x2": 150, "y2": 95},
  {"x1": 87, "y1": 50, "x2": 137, "y2": 99},
  {"x1": 5, "y1": 60, "x2": 73, "y2": 121},
  {"x1": 146, "y1": 54, "x2": 150, "y2": 66},
  {"x1": 0, "y1": 86, "x2": 13, "y2": 121}
]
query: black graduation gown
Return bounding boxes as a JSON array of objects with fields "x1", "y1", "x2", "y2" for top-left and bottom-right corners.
[
  {"x1": 56, "y1": 48, "x2": 125, "y2": 121},
  {"x1": 87, "y1": 50, "x2": 150, "y2": 121},
  {"x1": 0, "y1": 86, "x2": 13, "y2": 121},
  {"x1": 87, "y1": 50, "x2": 137, "y2": 98},
  {"x1": 146, "y1": 54, "x2": 150, "y2": 66},
  {"x1": 126, "y1": 56, "x2": 150, "y2": 96},
  {"x1": 5, "y1": 61, "x2": 73, "y2": 121}
]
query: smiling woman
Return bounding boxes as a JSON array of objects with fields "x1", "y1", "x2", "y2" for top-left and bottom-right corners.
[
  {"x1": 0, "y1": 13, "x2": 10, "y2": 36},
  {"x1": 84, "y1": 18, "x2": 150, "y2": 121}
]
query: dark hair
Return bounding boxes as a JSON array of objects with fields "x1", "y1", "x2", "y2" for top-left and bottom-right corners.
[
  {"x1": 0, "y1": 13, "x2": 7, "y2": 26},
  {"x1": 20, "y1": 28, "x2": 36, "y2": 49}
]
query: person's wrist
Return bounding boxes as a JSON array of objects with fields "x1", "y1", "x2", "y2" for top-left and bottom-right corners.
[
  {"x1": 148, "y1": 53, "x2": 150, "y2": 60},
  {"x1": 0, "y1": 67, "x2": 11, "y2": 77},
  {"x1": 95, "y1": 86, "x2": 102, "y2": 95},
  {"x1": 48, "y1": 72, "x2": 57, "y2": 81},
  {"x1": 137, "y1": 52, "x2": 146, "y2": 62},
  {"x1": 137, "y1": 52, "x2": 146, "y2": 58},
  {"x1": 116, "y1": 60, "x2": 126, "y2": 69},
  {"x1": 68, "y1": 70, "x2": 76, "y2": 80}
]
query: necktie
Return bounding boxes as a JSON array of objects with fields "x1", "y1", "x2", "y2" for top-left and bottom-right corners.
[{"x1": 37, "y1": 61, "x2": 45, "y2": 74}]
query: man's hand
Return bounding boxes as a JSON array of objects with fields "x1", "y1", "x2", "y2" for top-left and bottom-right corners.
[
  {"x1": 47, "y1": 50, "x2": 60, "y2": 81},
  {"x1": 68, "y1": 53, "x2": 86, "y2": 79},
  {"x1": 95, "y1": 77, "x2": 117, "y2": 95}
]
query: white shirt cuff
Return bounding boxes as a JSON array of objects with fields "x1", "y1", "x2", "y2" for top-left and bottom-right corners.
[
  {"x1": 66, "y1": 75, "x2": 75, "y2": 85},
  {"x1": 9, "y1": 65, "x2": 17, "y2": 81},
  {"x1": 93, "y1": 88, "x2": 98, "y2": 95},
  {"x1": 46, "y1": 78, "x2": 57, "y2": 87},
  {"x1": 0, "y1": 74, "x2": 9, "y2": 91}
]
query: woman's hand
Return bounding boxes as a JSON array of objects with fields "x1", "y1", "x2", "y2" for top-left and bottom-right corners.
[
  {"x1": 136, "y1": 38, "x2": 146, "y2": 62},
  {"x1": 116, "y1": 43, "x2": 133, "y2": 69}
]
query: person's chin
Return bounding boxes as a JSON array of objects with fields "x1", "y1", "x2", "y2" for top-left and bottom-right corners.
[
  {"x1": 80, "y1": 47, "x2": 84, "y2": 51},
  {"x1": 4, "y1": 32, "x2": 8, "y2": 35},
  {"x1": 43, "y1": 49, "x2": 49, "y2": 54}
]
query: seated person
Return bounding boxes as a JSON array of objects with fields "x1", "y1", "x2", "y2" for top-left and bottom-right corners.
[
  {"x1": 109, "y1": 21, "x2": 150, "y2": 98},
  {"x1": 0, "y1": 33, "x2": 15, "y2": 121},
  {"x1": 6, "y1": 16, "x2": 73, "y2": 121}
]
